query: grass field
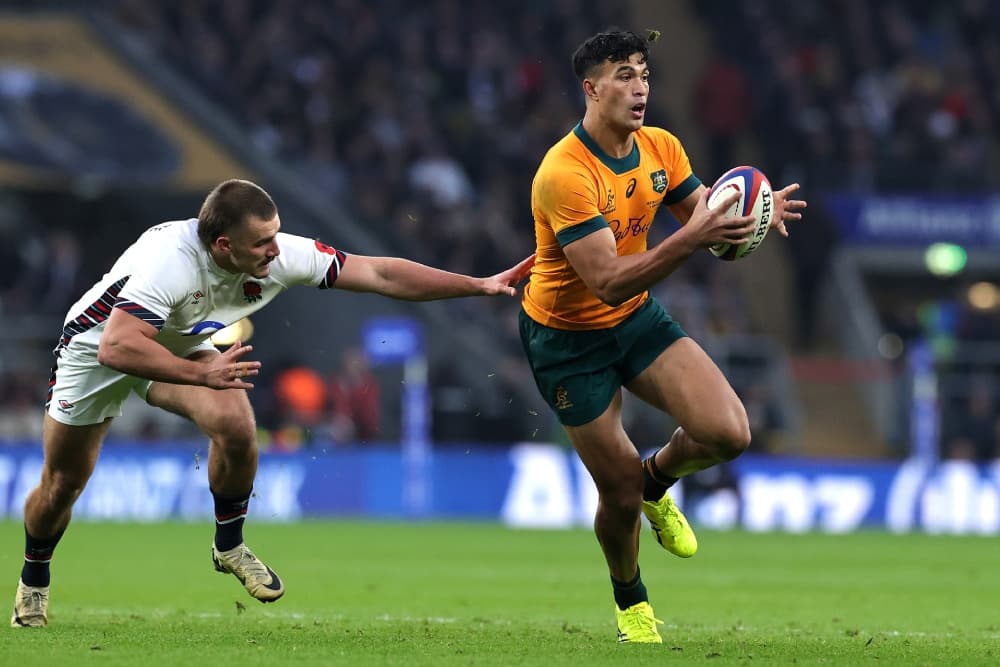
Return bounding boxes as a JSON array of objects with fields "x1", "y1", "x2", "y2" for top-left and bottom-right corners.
[{"x1": 0, "y1": 520, "x2": 996, "y2": 665}]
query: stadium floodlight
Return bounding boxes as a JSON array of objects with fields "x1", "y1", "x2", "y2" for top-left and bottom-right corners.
[
  {"x1": 967, "y1": 281, "x2": 1000, "y2": 310},
  {"x1": 924, "y1": 242, "x2": 967, "y2": 276}
]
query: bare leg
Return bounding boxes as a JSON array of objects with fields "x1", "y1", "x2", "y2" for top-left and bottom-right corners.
[
  {"x1": 146, "y1": 378, "x2": 282, "y2": 602},
  {"x1": 24, "y1": 414, "x2": 111, "y2": 540},
  {"x1": 147, "y1": 379, "x2": 258, "y2": 544},
  {"x1": 146, "y1": 372, "x2": 258, "y2": 498},
  {"x1": 206, "y1": 418, "x2": 258, "y2": 498},
  {"x1": 653, "y1": 426, "x2": 736, "y2": 478},
  {"x1": 626, "y1": 338, "x2": 751, "y2": 478},
  {"x1": 564, "y1": 392, "x2": 643, "y2": 583}
]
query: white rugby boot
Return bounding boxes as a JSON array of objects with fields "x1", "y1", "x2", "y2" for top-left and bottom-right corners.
[{"x1": 211, "y1": 543, "x2": 284, "y2": 603}]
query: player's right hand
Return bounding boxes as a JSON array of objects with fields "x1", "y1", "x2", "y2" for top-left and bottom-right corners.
[
  {"x1": 484, "y1": 253, "x2": 536, "y2": 296},
  {"x1": 686, "y1": 188, "x2": 757, "y2": 248},
  {"x1": 203, "y1": 341, "x2": 261, "y2": 389}
]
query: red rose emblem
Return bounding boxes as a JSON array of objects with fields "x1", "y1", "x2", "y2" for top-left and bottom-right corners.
[{"x1": 243, "y1": 281, "x2": 263, "y2": 303}]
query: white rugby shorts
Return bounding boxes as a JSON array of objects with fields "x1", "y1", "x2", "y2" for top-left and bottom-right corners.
[
  {"x1": 46, "y1": 354, "x2": 152, "y2": 426},
  {"x1": 45, "y1": 341, "x2": 215, "y2": 426}
]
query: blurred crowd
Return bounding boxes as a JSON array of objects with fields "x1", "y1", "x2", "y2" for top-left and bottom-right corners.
[
  {"x1": 256, "y1": 347, "x2": 383, "y2": 450},
  {"x1": 697, "y1": 0, "x2": 1000, "y2": 194},
  {"x1": 693, "y1": 0, "x2": 1000, "y2": 356},
  {"x1": 112, "y1": 0, "x2": 598, "y2": 280},
  {"x1": 871, "y1": 274, "x2": 1000, "y2": 460},
  {"x1": 0, "y1": 195, "x2": 86, "y2": 320},
  {"x1": 941, "y1": 375, "x2": 1000, "y2": 463}
]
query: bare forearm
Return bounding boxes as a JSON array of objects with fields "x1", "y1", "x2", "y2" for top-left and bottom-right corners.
[
  {"x1": 600, "y1": 227, "x2": 699, "y2": 306},
  {"x1": 371, "y1": 257, "x2": 487, "y2": 301},
  {"x1": 97, "y1": 335, "x2": 206, "y2": 385}
]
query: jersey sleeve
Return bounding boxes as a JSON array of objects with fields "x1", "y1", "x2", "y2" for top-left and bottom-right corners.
[
  {"x1": 271, "y1": 232, "x2": 347, "y2": 289},
  {"x1": 659, "y1": 130, "x2": 702, "y2": 206},
  {"x1": 533, "y1": 161, "x2": 608, "y2": 247},
  {"x1": 114, "y1": 247, "x2": 191, "y2": 330}
]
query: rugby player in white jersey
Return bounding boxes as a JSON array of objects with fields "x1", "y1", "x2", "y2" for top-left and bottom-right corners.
[{"x1": 11, "y1": 179, "x2": 534, "y2": 627}]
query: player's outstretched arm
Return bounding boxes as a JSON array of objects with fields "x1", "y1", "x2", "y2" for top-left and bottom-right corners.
[
  {"x1": 334, "y1": 254, "x2": 534, "y2": 301},
  {"x1": 98, "y1": 307, "x2": 260, "y2": 389}
]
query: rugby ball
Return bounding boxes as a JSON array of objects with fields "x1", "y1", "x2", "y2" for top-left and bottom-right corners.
[{"x1": 707, "y1": 166, "x2": 773, "y2": 261}]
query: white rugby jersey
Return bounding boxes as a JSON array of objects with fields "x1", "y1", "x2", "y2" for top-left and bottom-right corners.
[{"x1": 57, "y1": 218, "x2": 345, "y2": 363}]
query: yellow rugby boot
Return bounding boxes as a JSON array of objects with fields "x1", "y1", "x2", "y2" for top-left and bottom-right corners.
[
  {"x1": 642, "y1": 490, "x2": 698, "y2": 558},
  {"x1": 615, "y1": 601, "x2": 663, "y2": 643}
]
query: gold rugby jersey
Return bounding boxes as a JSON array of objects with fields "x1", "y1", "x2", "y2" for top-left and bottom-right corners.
[{"x1": 523, "y1": 122, "x2": 700, "y2": 330}]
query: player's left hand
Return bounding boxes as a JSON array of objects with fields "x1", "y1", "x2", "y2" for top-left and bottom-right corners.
[
  {"x1": 771, "y1": 183, "x2": 807, "y2": 237},
  {"x1": 483, "y1": 254, "x2": 535, "y2": 296}
]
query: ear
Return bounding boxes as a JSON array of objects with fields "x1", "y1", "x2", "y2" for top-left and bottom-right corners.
[
  {"x1": 215, "y1": 236, "x2": 232, "y2": 253},
  {"x1": 582, "y1": 79, "x2": 599, "y2": 101}
]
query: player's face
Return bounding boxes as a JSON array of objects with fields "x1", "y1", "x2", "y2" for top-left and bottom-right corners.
[
  {"x1": 592, "y1": 53, "x2": 649, "y2": 132},
  {"x1": 226, "y1": 215, "x2": 281, "y2": 278}
]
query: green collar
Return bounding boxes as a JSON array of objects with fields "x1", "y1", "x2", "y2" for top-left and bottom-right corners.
[{"x1": 573, "y1": 121, "x2": 639, "y2": 174}]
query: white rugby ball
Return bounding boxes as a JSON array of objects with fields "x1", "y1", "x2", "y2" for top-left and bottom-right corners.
[{"x1": 707, "y1": 165, "x2": 773, "y2": 261}]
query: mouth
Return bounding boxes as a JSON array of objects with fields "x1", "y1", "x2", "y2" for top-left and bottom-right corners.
[{"x1": 630, "y1": 103, "x2": 646, "y2": 119}]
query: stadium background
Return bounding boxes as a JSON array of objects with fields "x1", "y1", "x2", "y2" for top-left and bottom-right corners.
[{"x1": 0, "y1": 0, "x2": 999, "y2": 536}]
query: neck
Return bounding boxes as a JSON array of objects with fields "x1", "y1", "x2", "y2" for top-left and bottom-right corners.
[
  {"x1": 581, "y1": 112, "x2": 634, "y2": 158},
  {"x1": 208, "y1": 248, "x2": 239, "y2": 274}
]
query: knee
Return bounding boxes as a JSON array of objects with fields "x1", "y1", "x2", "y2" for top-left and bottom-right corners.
[
  {"x1": 601, "y1": 491, "x2": 643, "y2": 522},
  {"x1": 42, "y1": 469, "x2": 88, "y2": 508},
  {"x1": 204, "y1": 411, "x2": 257, "y2": 452},
  {"x1": 598, "y1": 467, "x2": 644, "y2": 518},
  {"x1": 689, "y1": 404, "x2": 751, "y2": 461},
  {"x1": 216, "y1": 420, "x2": 257, "y2": 451},
  {"x1": 713, "y1": 408, "x2": 752, "y2": 461}
]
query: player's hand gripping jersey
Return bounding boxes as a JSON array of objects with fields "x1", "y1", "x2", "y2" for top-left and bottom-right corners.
[
  {"x1": 522, "y1": 123, "x2": 700, "y2": 330},
  {"x1": 57, "y1": 219, "x2": 345, "y2": 363}
]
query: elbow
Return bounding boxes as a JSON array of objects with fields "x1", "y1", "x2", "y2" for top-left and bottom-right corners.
[
  {"x1": 592, "y1": 273, "x2": 635, "y2": 308},
  {"x1": 586, "y1": 263, "x2": 634, "y2": 307},
  {"x1": 597, "y1": 291, "x2": 627, "y2": 308},
  {"x1": 593, "y1": 280, "x2": 628, "y2": 308}
]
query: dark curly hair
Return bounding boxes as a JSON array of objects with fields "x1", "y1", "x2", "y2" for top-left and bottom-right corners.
[{"x1": 572, "y1": 29, "x2": 659, "y2": 80}]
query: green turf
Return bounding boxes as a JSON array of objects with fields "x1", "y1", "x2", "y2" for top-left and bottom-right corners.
[{"x1": 0, "y1": 520, "x2": 996, "y2": 665}]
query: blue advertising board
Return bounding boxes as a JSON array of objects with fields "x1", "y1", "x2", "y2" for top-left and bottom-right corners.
[
  {"x1": 827, "y1": 194, "x2": 1000, "y2": 246},
  {"x1": 0, "y1": 441, "x2": 998, "y2": 535}
]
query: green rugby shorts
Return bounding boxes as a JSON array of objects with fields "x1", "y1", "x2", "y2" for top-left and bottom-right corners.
[{"x1": 518, "y1": 297, "x2": 687, "y2": 426}]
